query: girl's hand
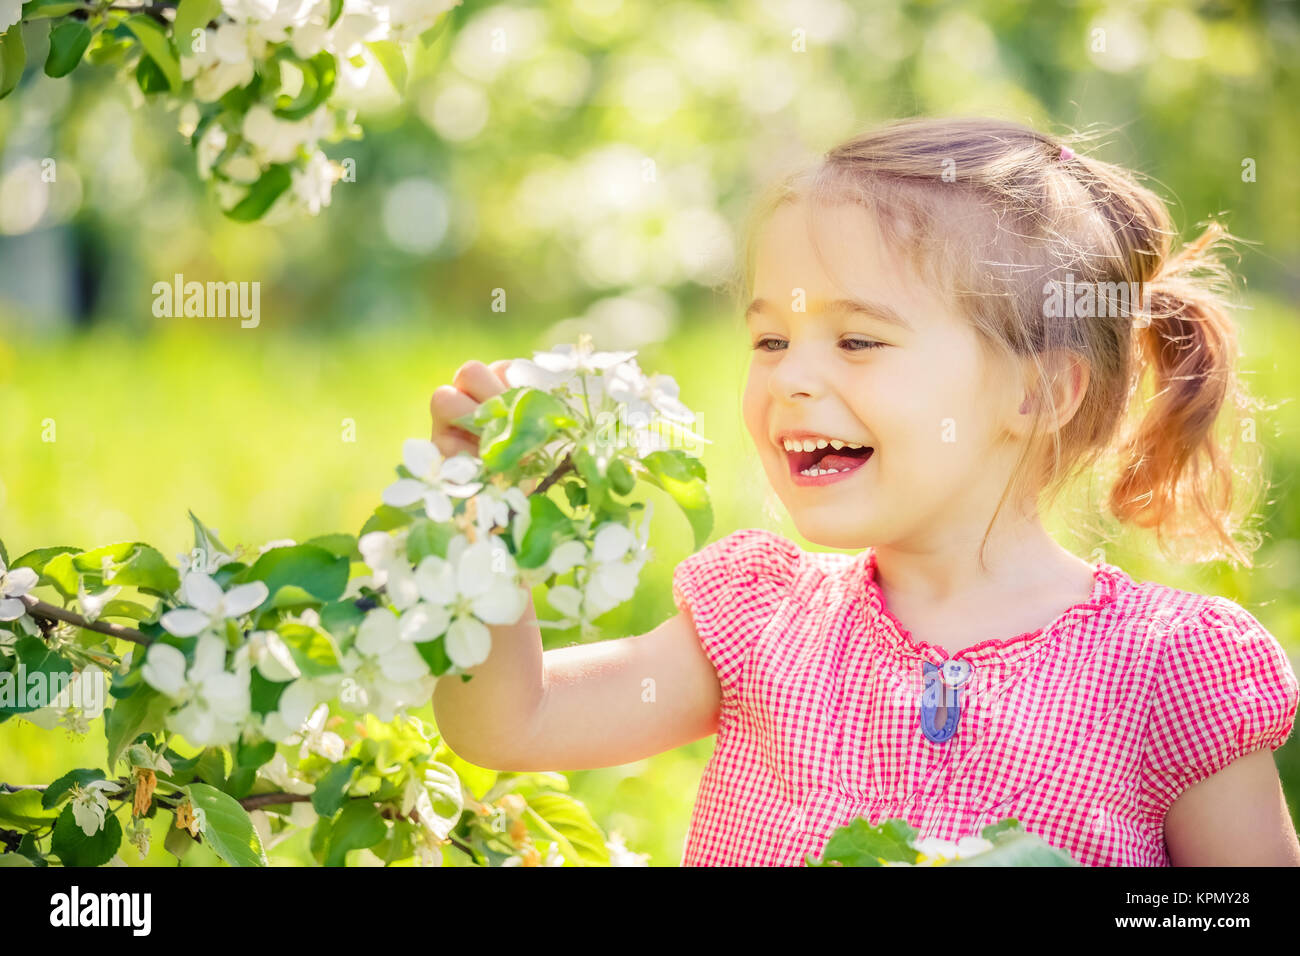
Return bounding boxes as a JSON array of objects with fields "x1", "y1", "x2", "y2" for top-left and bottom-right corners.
[{"x1": 429, "y1": 359, "x2": 512, "y2": 458}]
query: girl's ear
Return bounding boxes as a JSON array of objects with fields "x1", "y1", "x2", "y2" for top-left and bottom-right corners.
[{"x1": 1015, "y1": 350, "x2": 1090, "y2": 434}]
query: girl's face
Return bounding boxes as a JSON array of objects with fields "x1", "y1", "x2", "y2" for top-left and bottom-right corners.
[{"x1": 742, "y1": 200, "x2": 1029, "y2": 551}]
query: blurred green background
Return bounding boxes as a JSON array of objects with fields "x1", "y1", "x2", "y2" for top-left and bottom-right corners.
[{"x1": 2, "y1": 0, "x2": 1299, "y2": 865}]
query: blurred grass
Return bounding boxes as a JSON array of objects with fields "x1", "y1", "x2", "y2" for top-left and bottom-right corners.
[{"x1": 2, "y1": 296, "x2": 1299, "y2": 864}]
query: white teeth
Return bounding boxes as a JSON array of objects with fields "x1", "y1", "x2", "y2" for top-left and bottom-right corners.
[
  {"x1": 800, "y1": 466, "x2": 842, "y2": 476},
  {"x1": 781, "y1": 436, "x2": 872, "y2": 452}
]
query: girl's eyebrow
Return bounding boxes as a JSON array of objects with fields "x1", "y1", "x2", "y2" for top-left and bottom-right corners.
[{"x1": 744, "y1": 296, "x2": 912, "y2": 331}]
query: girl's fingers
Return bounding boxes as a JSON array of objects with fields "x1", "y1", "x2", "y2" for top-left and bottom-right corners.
[
  {"x1": 452, "y1": 360, "x2": 508, "y2": 404},
  {"x1": 430, "y1": 384, "x2": 477, "y2": 435},
  {"x1": 433, "y1": 426, "x2": 481, "y2": 460},
  {"x1": 488, "y1": 358, "x2": 513, "y2": 390}
]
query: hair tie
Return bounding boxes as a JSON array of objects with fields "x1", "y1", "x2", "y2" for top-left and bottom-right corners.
[{"x1": 1058, "y1": 146, "x2": 1075, "y2": 161}]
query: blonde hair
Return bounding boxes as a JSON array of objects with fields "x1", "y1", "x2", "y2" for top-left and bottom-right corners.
[{"x1": 732, "y1": 116, "x2": 1265, "y2": 567}]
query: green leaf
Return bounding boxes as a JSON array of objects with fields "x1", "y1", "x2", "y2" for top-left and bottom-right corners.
[
  {"x1": 360, "y1": 504, "x2": 414, "y2": 536},
  {"x1": 480, "y1": 389, "x2": 579, "y2": 473},
  {"x1": 327, "y1": 0, "x2": 343, "y2": 26},
  {"x1": 302, "y1": 533, "x2": 358, "y2": 560},
  {"x1": 104, "y1": 686, "x2": 172, "y2": 771},
  {"x1": 248, "y1": 669, "x2": 288, "y2": 717},
  {"x1": 238, "y1": 544, "x2": 349, "y2": 607},
  {"x1": 110, "y1": 544, "x2": 181, "y2": 596},
  {"x1": 0, "y1": 20, "x2": 26, "y2": 100},
  {"x1": 174, "y1": 0, "x2": 220, "y2": 57},
  {"x1": 97, "y1": 599, "x2": 155, "y2": 622},
  {"x1": 325, "y1": 799, "x2": 386, "y2": 866},
  {"x1": 806, "y1": 817, "x2": 918, "y2": 867},
  {"x1": 135, "y1": 52, "x2": 170, "y2": 93},
  {"x1": 0, "y1": 789, "x2": 60, "y2": 828},
  {"x1": 35, "y1": 551, "x2": 80, "y2": 599},
  {"x1": 572, "y1": 445, "x2": 607, "y2": 514},
  {"x1": 273, "y1": 50, "x2": 336, "y2": 120},
  {"x1": 525, "y1": 792, "x2": 609, "y2": 865},
  {"x1": 224, "y1": 163, "x2": 292, "y2": 222},
  {"x1": 0, "y1": 637, "x2": 73, "y2": 716},
  {"x1": 404, "y1": 518, "x2": 454, "y2": 564},
  {"x1": 365, "y1": 40, "x2": 405, "y2": 91},
  {"x1": 516, "y1": 494, "x2": 570, "y2": 569},
  {"x1": 318, "y1": 599, "x2": 364, "y2": 644},
  {"x1": 10, "y1": 546, "x2": 79, "y2": 576},
  {"x1": 227, "y1": 738, "x2": 276, "y2": 798},
  {"x1": 640, "y1": 450, "x2": 713, "y2": 549},
  {"x1": 21, "y1": 0, "x2": 85, "y2": 17},
  {"x1": 945, "y1": 831, "x2": 1080, "y2": 866},
  {"x1": 413, "y1": 636, "x2": 452, "y2": 676},
  {"x1": 188, "y1": 782, "x2": 268, "y2": 866},
  {"x1": 51, "y1": 805, "x2": 123, "y2": 867},
  {"x1": 0, "y1": 851, "x2": 35, "y2": 866},
  {"x1": 44, "y1": 20, "x2": 91, "y2": 78},
  {"x1": 189, "y1": 511, "x2": 233, "y2": 563},
  {"x1": 195, "y1": 746, "x2": 228, "y2": 789},
  {"x1": 607, "y1": 457, "x2": 636, "y2": 496},
  {"x1": 41, "y1": 769, "x2": 109, "y2": 810},
  {"x1": 122, "y1": 14, "x2": 181, "y2": 91},
  {"x1": 163, "y1": 823, "x2": 194, "y2": 860},
  {"x1": 277, "y1": 620, "x2": 342, "y2": 677},
  {"x1": 311, "y1": 757, "x2": 360, "y2": 817}
]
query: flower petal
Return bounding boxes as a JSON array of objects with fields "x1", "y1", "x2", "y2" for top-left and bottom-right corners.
[
  {"x1": 399, "y1": 603, "x2": 452, "y2": 643},
  {"x1": 142, "y1": 643, "x2": 188, "y2": 696},
  {"x1": 2, "y1": 566, "x2": 37, "y2": 597},
  {"x1": 383, "y1": 478, "x2": 430, "y2": 508},
  {"x1": 181, "y1": 572, "x2": 225, "y2": 614},
  {"x1": 445, "y1": 616, "x2": 491, "y2": 670},
  {"x1": 221, "y1": 581, "x2": 269, "y2": 617},
  {"x1": 592, "y1": 524, "x2": 635, "y2": 563},
  {"x1": 160, "y1": 608, "x2": 213, "y2": 637},
  {"x1": 356, "y1": 608, "x2": 400, "y2": 654},
  {"x1": 403, "y1": 438, "x2": 442, "y2": 481}
]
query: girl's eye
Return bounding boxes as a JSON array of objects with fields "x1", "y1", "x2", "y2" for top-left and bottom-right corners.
[
  {"x1": 840, "y1": 337, "x2": 884, "y2": 351},
  {"x1": 752, "y1": 336, "x2": 884, "y2": 352}
]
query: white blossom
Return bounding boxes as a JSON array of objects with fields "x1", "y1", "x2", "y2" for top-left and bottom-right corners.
[
  {"x1": 409, "y1": 534, "x2": 528, "y2": 669},
  {"x1": 69, "y1": 780, "x2": 119, "y2": 837},
  {"x1": 159, "y1": 572, "x2": 269, "y2": 638},
  {"x1": 141, "y1": 633, "x2": 252, "y2": 748},
  {"x1": 382, "y1": 438, "x2": 482, "y2": 521},
  {"x1": 340, "y1": 608, "x2": 435, "y2": 721},
  {"x1": 0, "y1": 556, "x2": 38, "y2": 622}
]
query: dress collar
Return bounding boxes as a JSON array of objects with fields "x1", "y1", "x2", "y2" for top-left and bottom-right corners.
[{"x1": 854, "y1": 546, "x2": 1126, "y2": 666}]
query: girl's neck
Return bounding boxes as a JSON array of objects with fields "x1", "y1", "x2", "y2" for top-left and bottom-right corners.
[{"x1": 870, "y1": 509, "x2": 1093, "y2": 611}]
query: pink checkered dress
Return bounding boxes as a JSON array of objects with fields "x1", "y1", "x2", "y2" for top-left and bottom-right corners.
[{"x1": 671, "y1": 529, "x2": 1300, "y2": 866}]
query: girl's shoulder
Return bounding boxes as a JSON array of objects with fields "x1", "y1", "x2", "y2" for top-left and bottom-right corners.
[
  {"x1": 1104, "y1": 565, "x2": 1288, "y2": 654},
  {"x1": 1113, "y1": 571, "x2": 1300, "y2": 815}
]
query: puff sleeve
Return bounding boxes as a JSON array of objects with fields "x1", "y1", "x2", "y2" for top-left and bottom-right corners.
[
  {"x1": 1141, "y1": 598, "x2": 1300, "y2": 818},
  {"x1": 671, "y1": 528, "x2": 800, "y2": 704}
]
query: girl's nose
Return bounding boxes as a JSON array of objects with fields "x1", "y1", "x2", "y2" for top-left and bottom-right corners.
[{"x1": 769, "y1": 351, "x2": 822, "y2": 401}]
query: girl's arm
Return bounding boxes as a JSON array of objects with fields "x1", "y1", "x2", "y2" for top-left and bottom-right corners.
[
  {"x1": 431, "y1": 596, "x2": 722, "y2": 770},
  {"x1": 1163, "y1": 749, "x2": 1300, "y2": 865},
  {"x1": 426, "y1": 358, "x2": 723, "y2": 768}
]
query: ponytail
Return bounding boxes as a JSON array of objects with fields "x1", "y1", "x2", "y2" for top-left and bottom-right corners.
[{"x1": 1107, "y1": 223, "x2": 1264, "y2": 565}]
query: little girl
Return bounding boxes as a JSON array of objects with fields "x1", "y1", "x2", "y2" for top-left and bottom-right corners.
[{"x1": 430, "y1": 117, "x2": 1300, "y2": 867}]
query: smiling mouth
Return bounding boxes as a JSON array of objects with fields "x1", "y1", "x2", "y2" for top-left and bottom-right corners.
[{"x1": 782, "y1": 441, "x2": 874, "y2": 484}]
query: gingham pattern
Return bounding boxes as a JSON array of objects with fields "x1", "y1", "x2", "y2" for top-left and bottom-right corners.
[{"x1": 672, "y1": 529, "x2": 1300, "y2": 867}]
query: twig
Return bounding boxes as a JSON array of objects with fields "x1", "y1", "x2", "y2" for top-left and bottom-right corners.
[
  {"x1": 531, "y1": 454, "x2": 573, "y2": 497},
  {"x1": 20, "y1": 595, "x2": 150, "y2": 645}
]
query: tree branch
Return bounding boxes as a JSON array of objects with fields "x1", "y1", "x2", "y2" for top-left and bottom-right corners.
[
  {"x1": 531, "y1": 453, "x2": 573, "y2": 497},
  {"x1": 20, "y1": 595, "x2": 151, "y2": 645}
]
